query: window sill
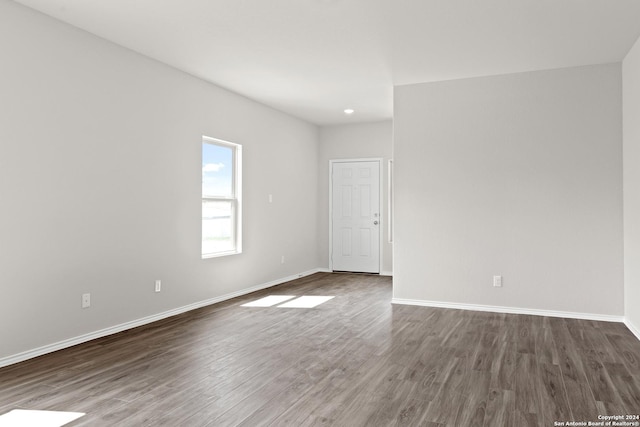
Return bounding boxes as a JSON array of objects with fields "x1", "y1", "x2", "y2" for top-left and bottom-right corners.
[{"x1": 202, "y1": 250, "x2": 242, "y2": 259}]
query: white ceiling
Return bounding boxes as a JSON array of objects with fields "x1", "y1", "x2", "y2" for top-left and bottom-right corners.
[{"x1": 12, "y1": 0, "x2": 640, "y2": 125}]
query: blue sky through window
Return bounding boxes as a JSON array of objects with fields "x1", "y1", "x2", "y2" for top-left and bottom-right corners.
[{"x1": 202, "y1": 143, "x2": 232, "y2": 197}]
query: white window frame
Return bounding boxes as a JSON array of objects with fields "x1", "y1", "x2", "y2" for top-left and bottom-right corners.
[{"x1": 202, "y1": 136, "x2": 242, "y2": 258}]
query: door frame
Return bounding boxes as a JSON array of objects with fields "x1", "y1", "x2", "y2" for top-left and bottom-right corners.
[{"x1": 329, "y1": 158, "x2": 383, "y2": 273}]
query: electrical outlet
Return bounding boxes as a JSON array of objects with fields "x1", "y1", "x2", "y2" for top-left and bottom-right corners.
[
  {"x1": 155, "y1": 280, "x2": 161, "y2": 292},
  {"x1": 82, "y1": 293, "x2": 91, "y2": 308},
  {"x1": 281, "y1": 255, "x2": 285, "y2": 264},
  {"x1": 493, "y1": 275, "x2": 502, "y2": 287},
  {"x1": 268, "y1": 194, "x2": 273, "y2": 203}
]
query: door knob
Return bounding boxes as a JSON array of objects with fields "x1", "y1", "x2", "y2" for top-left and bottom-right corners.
[{"x1": 374, "y1": 221, "x2": 379, "y2": 225}]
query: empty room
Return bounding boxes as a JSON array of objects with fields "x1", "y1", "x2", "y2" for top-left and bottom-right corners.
[{"x1": 1, "y1": 0, "x2": 640, "y2": 426}]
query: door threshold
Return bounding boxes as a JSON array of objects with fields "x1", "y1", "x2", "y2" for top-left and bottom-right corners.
[{"x1": 331, "y1": 270, "x2": 380, "y2": 275}]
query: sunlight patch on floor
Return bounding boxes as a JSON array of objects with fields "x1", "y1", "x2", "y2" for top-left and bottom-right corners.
[
  {"x1": 0, "y1": 410, "x2": 85, "y2": 427},
  {"x1": 241, "y1": 295, "x2": 335, "y2": 308},
  {"x1": 277, "y1": 296, "x2": 335, "y2": 308},
  {"x1": 241, "y1": 295, "x2": 296, "y2": 307}
]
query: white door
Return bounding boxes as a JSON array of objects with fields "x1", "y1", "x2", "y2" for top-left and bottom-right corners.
[{"x1": 331, "y1": 160, "x2": 380, "y2": 273}]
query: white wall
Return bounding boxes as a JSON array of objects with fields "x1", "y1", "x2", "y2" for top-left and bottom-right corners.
[
  {"x1": 0, "y1": 1, "x2": 320, "y2": 362},
  {"x1": 623, "y1": 37, "x2": 640, "y2": 335},
  {"x1": 318, "y1": 121, "x2": 393, "y2": 275},
  {"x1": 393, "y1": 64, "x2": 624, "y2": 317}
]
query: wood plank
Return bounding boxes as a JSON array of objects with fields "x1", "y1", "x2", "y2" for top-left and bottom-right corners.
[
  {"x1": 483, "y1": 389, "x2": 515, "y2": 427},
  {"x1": 548, "y1": 318, "x2": 599, "y2": 421},
  {"x1": 536, "y1": 362, "x2": 572, "y2": 425}
]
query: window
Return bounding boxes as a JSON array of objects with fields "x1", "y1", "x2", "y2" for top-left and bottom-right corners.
[{"x1": 202, "y1": 136, "x2": 242, "y2": 258}]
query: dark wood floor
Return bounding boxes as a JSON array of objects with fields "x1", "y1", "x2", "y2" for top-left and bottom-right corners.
[{"x1": 1, "y1": 273, "x2": 639, "y2": 426}]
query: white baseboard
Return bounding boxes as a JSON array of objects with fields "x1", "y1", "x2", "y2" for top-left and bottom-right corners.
[
  {"x1": 391, "y1": 298, "x2": 624, "y2": 323},
  {"x1": 0, "y1": 268, "x2": 325, "y2": 369},
  {"x1": 624, "y1": 318, "x2": 640, "y2": 341},
  {"x1": 380, "y1": 271, "x2": 393, "y2": 277}
]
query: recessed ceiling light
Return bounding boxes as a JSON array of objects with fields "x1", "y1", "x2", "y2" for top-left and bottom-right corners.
[{"x1": 344, "y1": 108, "x2": 355, "y2": 115}]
